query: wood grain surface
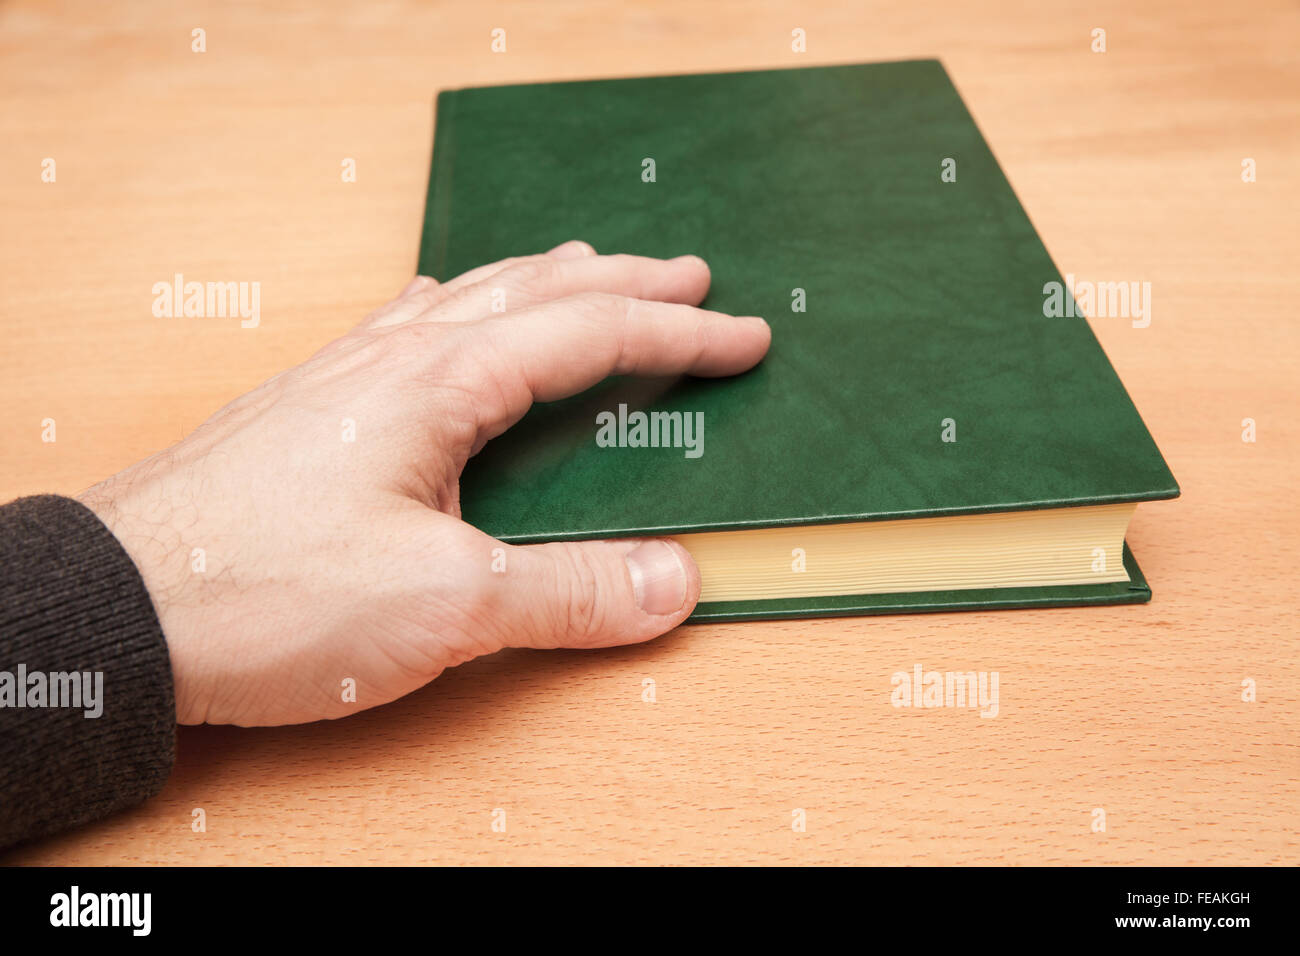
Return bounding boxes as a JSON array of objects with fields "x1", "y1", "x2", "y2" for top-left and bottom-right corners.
[{"x1": 1, "y1": 0, "x2": 1296, "y2": 865}]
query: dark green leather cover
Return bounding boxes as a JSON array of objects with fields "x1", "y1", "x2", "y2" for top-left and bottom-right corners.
[{"x1": 419, "y1": 59, "x2": 1179, "y2": 620}]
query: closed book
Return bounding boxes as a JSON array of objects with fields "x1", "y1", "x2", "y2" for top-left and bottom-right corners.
[{"x1": 418, "y1": 59, "x2": 1178, "y2": 621}]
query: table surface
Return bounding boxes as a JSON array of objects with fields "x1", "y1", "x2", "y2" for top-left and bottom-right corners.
[{"x1": 2, "y1": 0, "x2": 1297, "y2": 865}]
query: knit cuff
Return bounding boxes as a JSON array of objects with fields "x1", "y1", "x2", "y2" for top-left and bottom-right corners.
[{"x1": 0, "y1": 494, "x2": 175, "y2": 849}]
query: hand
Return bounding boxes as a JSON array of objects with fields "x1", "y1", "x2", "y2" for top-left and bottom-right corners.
[{"x1": 79, "y1": 241, "x2": 771, "y2": 726}]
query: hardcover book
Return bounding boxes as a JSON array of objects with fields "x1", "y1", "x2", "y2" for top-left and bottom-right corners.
[{"x1": 418, "y1": 59, "x2": 1179, "y2": 621}]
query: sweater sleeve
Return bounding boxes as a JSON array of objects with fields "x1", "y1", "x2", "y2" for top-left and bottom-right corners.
[{"x1": 0, "y1": 494, "x2": 175, "y2": 850}]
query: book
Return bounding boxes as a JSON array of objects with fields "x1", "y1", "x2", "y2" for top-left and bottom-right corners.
[{"x1": 418, "y1": 59, "x2": 1179, "y2": 622}]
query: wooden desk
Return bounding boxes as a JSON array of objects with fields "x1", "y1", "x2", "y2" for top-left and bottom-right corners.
[{"x1": 2, "y1": 0, "x2": 1296, "y2": 865}]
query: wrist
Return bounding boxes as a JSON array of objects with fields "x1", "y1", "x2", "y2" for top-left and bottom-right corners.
[{"x1": 78, "y1": 477, "x2": 198, "y2": 722}]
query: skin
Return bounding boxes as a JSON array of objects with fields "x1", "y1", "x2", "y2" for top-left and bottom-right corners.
[{"x1": 78, "y1": 241, "x2": 771, "y2": 727}]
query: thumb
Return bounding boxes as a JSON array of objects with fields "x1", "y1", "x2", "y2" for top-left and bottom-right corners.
[{"x1": 504, "y1": 538, "x2": 701, "y2": 649}]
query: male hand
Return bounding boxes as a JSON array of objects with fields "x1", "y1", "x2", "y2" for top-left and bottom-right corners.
[{"x1": 79, "y1": 241, "x2": 771, "y2": 726}]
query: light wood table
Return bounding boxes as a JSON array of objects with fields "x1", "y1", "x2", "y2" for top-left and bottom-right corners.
[{"x1": 2, "y1": 0, "x2": 1296, "y2": 865}]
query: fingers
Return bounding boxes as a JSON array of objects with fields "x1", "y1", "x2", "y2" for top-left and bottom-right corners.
[
  {"x1": 359, "y1": 275, "x2": 446, "y2": 329},
  {"x1": 363, "y1": 240, "x2": 597, "y2": 330},
  {"x1": 488, "y1": 536, "x2": 701, "y2": 650},
  {"x1": 422, "y1": 250, "x2": 713, "y2": 324},
  {"x1": 437, "y1": 239, "x2": 597, "y2": 300},
  {"x1": 440, "y1": 293, "x2": 771, "y2": 437},
  {"x1": 360, "y1": 283, "x2": 442, "y2": 331}
]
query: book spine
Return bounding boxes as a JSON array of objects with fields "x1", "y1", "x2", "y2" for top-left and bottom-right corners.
[{"x1": 417, "y1": 90, "x2": 458, "y2": 280}]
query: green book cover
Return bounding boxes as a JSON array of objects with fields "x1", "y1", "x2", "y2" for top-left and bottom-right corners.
[{"x1": 417, "y1": 59, "x2": 1179, "y2": 621}]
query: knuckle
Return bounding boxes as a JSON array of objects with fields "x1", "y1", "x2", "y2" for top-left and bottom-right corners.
[
  {"x1": 501, "y1": 256, "x2": 560, "y2": 296},
  {"x1": 449, "y1": 542, "x2": 502, "y2": 612},
  {"x1": 439, "y1": 326, "x2": 521, "y2": 410},
  {"x1": 565, "y1": 291, "x2": 627, "y2": 324},
  {"x1": 388, "y1": 317, "x2": 443, "y2": 346},
  {"x1": 382, "y1": 321, "x2": 451, "y2": 368},
  {"x1": 554, "y1": 545, "x2": 607, "y2": 643},
  {"x1": 418, "y1": 534, "x2": 512, "y2": 656},
  {"x1": 685, "y1": 309, "x2": 711, "y2": 358},
  {"x1": 409, "y1": 285, "x2": 444, "y2": 314},
  {"x1": 407, "y1": 328, "x2": 527, "y2": 443}
]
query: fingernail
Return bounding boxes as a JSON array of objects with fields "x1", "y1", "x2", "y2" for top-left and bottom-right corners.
[
  {"x1": 739, "y1": 315, "x2": 769, "y2": 330},
  {"x1": 671, "y1": 254, "x2": 707, "y2": 267},
  {"x1": 625, "y1": 541, "x2": 688, "y2": 616},
  {"x1": 548, "y1": 239, "x2": 595, "y2": 259}
]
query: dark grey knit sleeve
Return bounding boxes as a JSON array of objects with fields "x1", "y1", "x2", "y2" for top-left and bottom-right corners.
[{"x1": 0, "y1": 495, "x2": 175, "y2": 850}]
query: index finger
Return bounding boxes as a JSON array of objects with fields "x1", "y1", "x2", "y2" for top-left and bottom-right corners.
[{"x1": 441, "y1": 292, "x2": 772, "y2": 441}]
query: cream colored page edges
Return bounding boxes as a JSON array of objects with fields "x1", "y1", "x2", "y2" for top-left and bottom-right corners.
[{"x1": 673, "y1": 503, "x2": 1137, "y2": 603}]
